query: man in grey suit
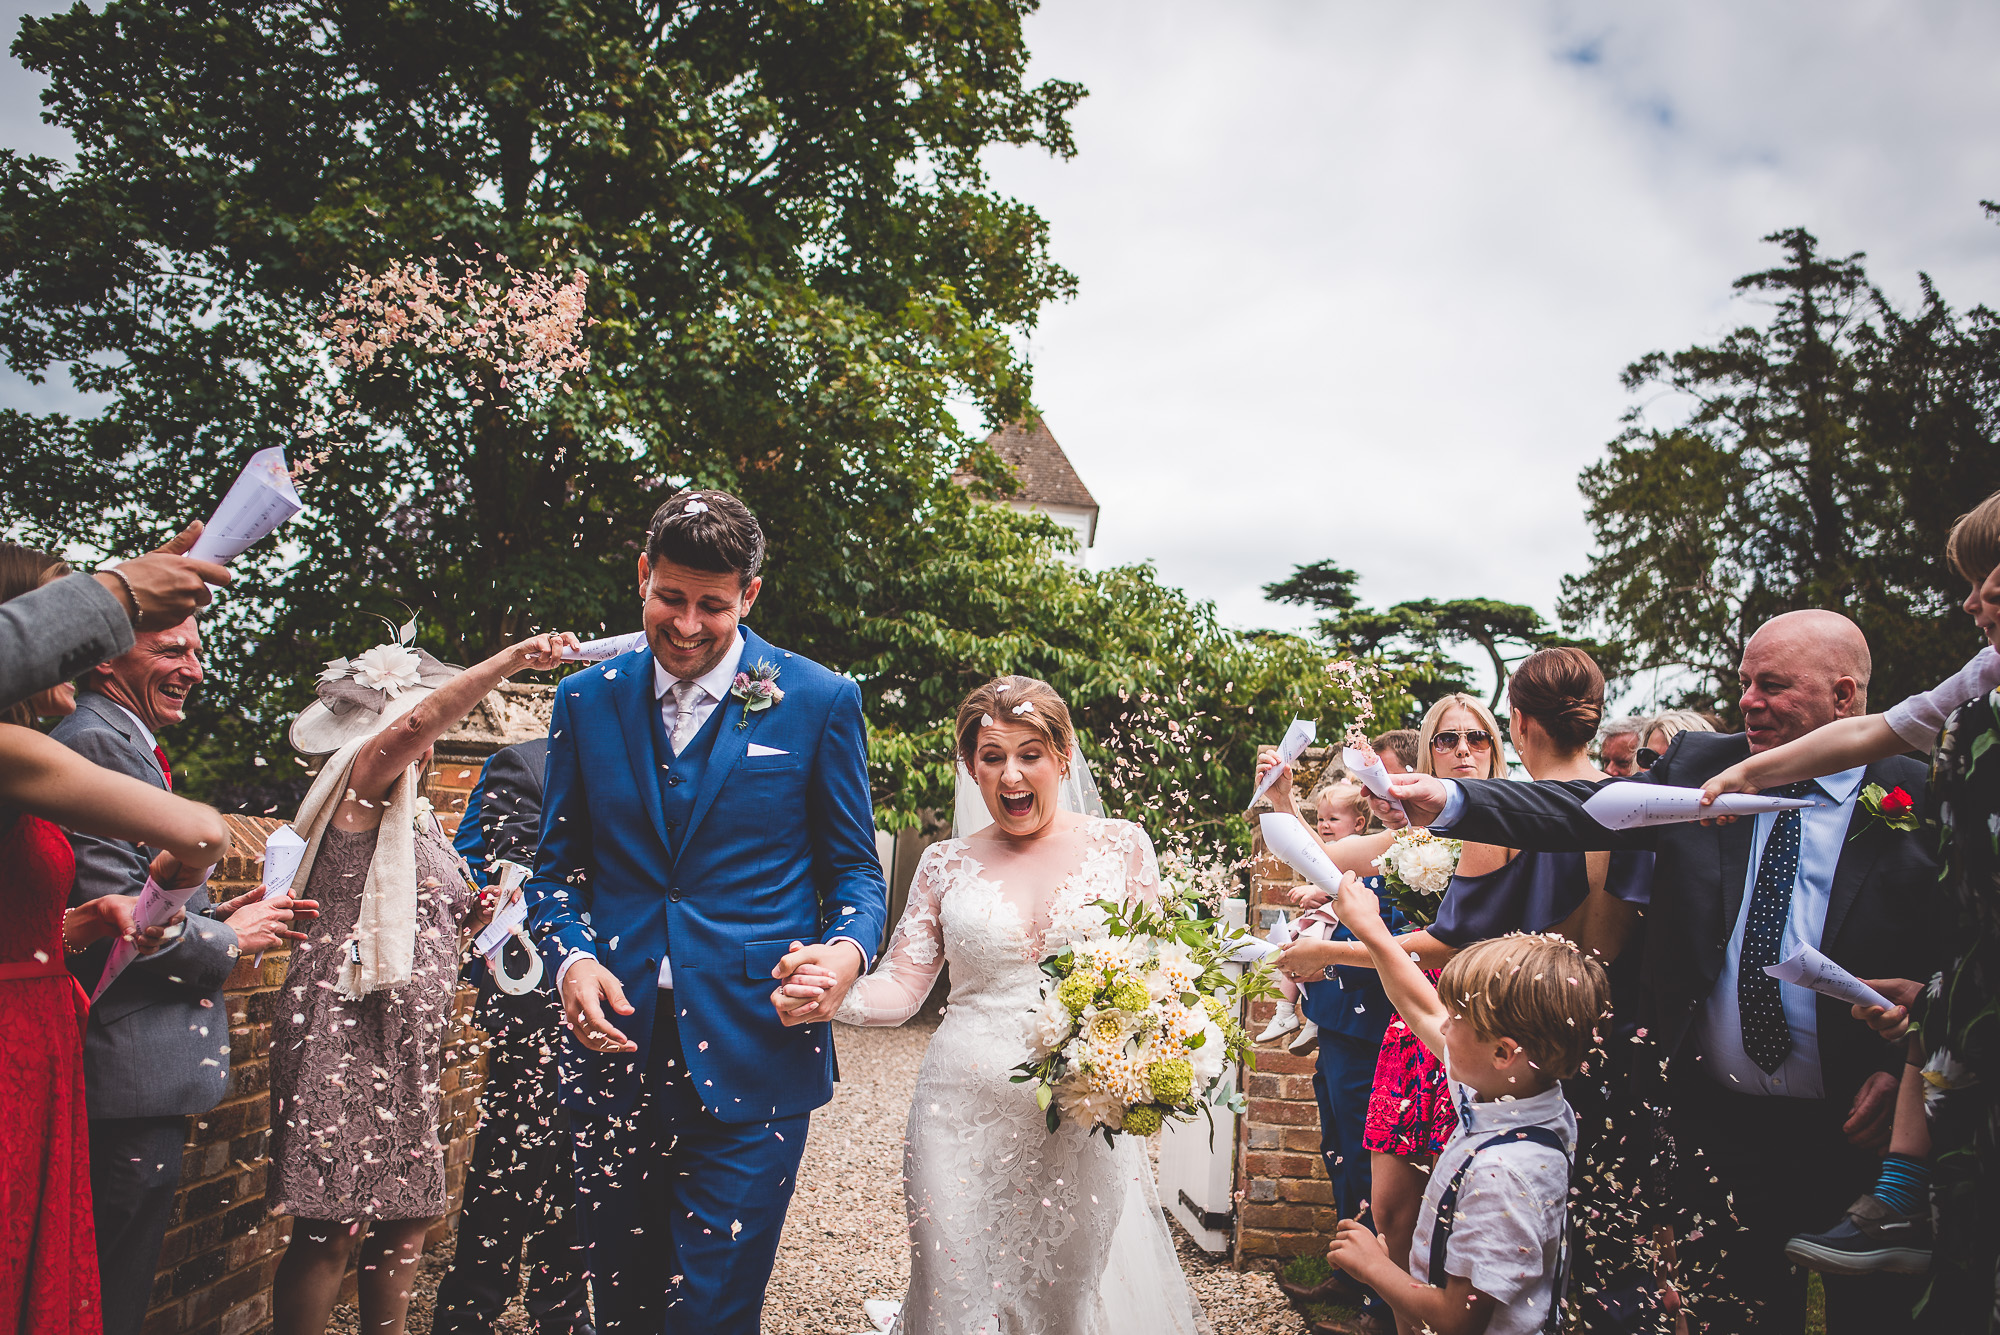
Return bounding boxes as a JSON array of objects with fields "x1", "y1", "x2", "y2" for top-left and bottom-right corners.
[{"x1": 54, "y1": 614, "x2": 308, "y2": 1335}]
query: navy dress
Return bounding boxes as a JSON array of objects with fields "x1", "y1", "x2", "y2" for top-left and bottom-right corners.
[
  {"x1": 1430, "y1": 847, "x2": 1653, "y2": 947},
  {"x1": 1298, "y1": 878, "x2": 1401, "y2": 1223}
]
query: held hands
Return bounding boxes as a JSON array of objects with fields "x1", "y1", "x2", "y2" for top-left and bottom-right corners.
[
  {"x1": 561, "y1": 956, "x2": 639, "y2": 1053},
  {"x1": 770, "y1": 940, "x2": 865, "y2": 1026},
  {"x1": 1385, "y1": 771, "x2": 1448, "y2": 826}
]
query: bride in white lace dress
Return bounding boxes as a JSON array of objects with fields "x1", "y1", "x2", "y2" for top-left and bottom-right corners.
[{"x1": 783, "y1": 676, "x2": 1204, "y2": 1335}]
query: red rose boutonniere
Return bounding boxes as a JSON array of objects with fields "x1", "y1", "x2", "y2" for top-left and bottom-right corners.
[{"x1": 1853, "y1": 782, "x2": 1921, "y2": 839}]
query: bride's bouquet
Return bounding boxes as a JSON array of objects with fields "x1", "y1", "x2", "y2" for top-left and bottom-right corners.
[
  {"x1": 1373, "y1": 827, "x2": 1463, "y2": 925},
  {"x1": 1013, "y1": 868, "x2": 1273, "y2": 1143}
]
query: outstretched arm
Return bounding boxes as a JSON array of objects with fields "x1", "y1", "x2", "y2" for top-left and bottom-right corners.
[
  {"x1": 1333, "y1": 871, "x2": 1449, "y2": 1060},
  {"x1": 1701, "y1": 716, "x2": 1905, "y2": 805},
  {"x1": 1, "y1": 723, "x2": 229, "y2": 866}
]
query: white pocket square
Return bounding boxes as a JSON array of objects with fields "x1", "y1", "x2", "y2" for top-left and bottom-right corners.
[{"x1": 746, "y1": 743, "x2": 790, "y2": 757}]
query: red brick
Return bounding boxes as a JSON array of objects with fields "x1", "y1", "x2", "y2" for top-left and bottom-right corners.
[
  {"x1": 1248, "y1": 1050, "x2": 1317, "y2": 1076},
  {"x1": 1280, "y1": 1178, "x2": 1335, "y2": 1205},
  {"x1": 1281, "y1": 1127, "x2": 1327, "y2": 1153},
  {"x1": 1246, "y1": 1098, "x2": 1318, "y2": 1127},
  {"x1": 1240, "y1": 1203, "x2": 1321, "y2": 1231}
]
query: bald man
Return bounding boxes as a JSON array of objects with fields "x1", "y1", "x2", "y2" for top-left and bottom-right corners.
[{"x1": 1390, "y1": 610, "x2": 1939, "y2": 1334}]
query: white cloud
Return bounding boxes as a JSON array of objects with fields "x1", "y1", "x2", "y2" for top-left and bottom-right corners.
[{"x1": 984, "y1": 0, "x2": 2000, "y2": 640}]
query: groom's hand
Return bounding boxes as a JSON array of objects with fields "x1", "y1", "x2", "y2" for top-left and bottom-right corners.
[
  {"x1": 770, "y1": 939, "x2": 864, "y2": 1026},
  {"x1": 562, "y1": 957, "x2": 639, "y2": 1053}
]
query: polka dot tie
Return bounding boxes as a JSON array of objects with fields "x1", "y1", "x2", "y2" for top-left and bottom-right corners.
[{"x1": 1739, "y1": 780, "x2": 1815, "y2": 1073}]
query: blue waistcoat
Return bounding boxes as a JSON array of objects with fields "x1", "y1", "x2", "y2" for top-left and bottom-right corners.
[{"x1": 654, "y1": 684, "x2": 731, "y2": 862}]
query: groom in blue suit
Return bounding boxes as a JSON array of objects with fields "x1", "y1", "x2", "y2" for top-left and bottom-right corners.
[{"x1": 525, "y1": 489, "x2": 888, "y2": 1334}]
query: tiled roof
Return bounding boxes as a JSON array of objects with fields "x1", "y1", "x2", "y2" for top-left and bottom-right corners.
[{"x1": 961, "y1": 418, "x2": 1099, "y2": 512}]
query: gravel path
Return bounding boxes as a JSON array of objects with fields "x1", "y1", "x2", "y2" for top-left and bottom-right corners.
[{"x1": 330, "y1": 1014, "x2": 1305, "y2": 1334}]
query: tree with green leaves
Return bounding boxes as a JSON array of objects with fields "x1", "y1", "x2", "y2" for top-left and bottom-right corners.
[
  {"x1": 863, "y1": 501, "x2": 1418, "y2": 851},
  {"x1": 1559, "y1": 220, "x2": 2000, "y2": 719},
  {"x1": 1263, "y1": 567, "x2": 1557, "y2": 712},
  {"x1": 0, "y1": 0, "x2": 1081, "y2": 800}
]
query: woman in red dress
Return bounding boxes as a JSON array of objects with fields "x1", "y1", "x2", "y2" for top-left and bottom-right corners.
[{"x1": 0, "y1": 546, "x2": 235, "y2": 1335}]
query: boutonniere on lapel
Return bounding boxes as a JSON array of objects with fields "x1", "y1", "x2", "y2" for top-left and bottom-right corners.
[
  {"x1": 1852, "y1": 782, "x2": 1920, "y2": 839},
  {"x1": 729, "y1": 659, "x2": 784, "y2": 729}
]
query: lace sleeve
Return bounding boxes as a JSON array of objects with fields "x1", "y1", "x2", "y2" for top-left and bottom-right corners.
[
  {"x1": 835, "y1": 842, "x2": 949, "y2": 1027},
  {"x1": 1122, "y1": 822, "x2": 1163, "y2": 909}
]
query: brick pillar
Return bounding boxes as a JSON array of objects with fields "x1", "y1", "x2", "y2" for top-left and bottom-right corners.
[{"x1": 1233, "y1": 851, "x2": 1340, "y2": 1266}]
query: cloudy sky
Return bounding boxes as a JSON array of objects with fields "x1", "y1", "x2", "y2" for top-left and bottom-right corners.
[
  {"x1": 6, "y1": 1, "x2": 1999, "y2": 656},
  {"x1": 980, "y1": 0, "x2": 2000, "y2": 646}
]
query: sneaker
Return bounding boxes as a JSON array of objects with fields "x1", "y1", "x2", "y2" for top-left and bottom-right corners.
[
  {"x1": 1256, "y1": 1001, "x2": 1301, "y2": 1044},
  {"x1": 1288, "y1": 1017, "x2": 1320, "y2": 1056},
  {"x1": 1784, "y1": 1192, "x2": 1932, "y2": 1276}
]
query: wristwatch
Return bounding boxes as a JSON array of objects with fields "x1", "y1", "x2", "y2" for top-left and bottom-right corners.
[{"x1": 1322, "y1": 964, "x2": 1339, "y2": 982}]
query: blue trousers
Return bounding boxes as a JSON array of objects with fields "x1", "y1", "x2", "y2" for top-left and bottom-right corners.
[
  {"x1": 1313, "y1": 1031, "x2": 1379, "y2": 1222},
  {"x1": 571, "y1": 993, "x2": 810, "y2": 1335}
]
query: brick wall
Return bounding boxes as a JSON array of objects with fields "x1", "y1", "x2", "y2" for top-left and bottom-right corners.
[
  {"x1": 1234, "y1": 850, "x2": 1342, "y2": 1265},
  {"x1": 137, "y1": 687, "x2": 550, "y2": 1335}
]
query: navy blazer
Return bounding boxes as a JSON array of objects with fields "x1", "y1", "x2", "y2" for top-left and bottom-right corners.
[
  {"x1": 1439, "y1": 730, "x2": 1941, "y2": 1108},
  {"x1": 524, "y1": 627, "x2": 888, "y2": 1121}
]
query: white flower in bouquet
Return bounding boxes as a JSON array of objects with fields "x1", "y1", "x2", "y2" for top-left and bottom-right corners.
[
  {"x1": 1188, "y1": 1018, "x2": 1228, "y2": 1083},
  {"x1": 1374, "y1": 829, "x2": 1465, "y2": 924},
  {"x1": 1054, "y1": 1078, "x2": 1127, "y2": 1130},
  {"x1": 1030, "y1": 1002, "x2": 1075, "y2": 1058}
]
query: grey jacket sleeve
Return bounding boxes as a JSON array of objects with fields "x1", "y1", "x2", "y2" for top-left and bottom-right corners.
[
  {"x1": 0, "y1": 573, "x2": 134, "y2": 711},
  {"x1": 61, "y1": 727, "x2": 240, "y2": 996}
]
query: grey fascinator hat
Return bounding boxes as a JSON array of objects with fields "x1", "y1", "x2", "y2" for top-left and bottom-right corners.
[{"x1": 289, "y1": 619, "x2": 462, "y2": 755}]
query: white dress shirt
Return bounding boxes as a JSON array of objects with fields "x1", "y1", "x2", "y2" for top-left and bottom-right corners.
[
  {"x1": 1433, "y1": 765, "x2": 1869, "y2": 1097},
  {"x1": 557, "y1": 634, "x2": 745, "y2": 992},
  {"x1": 1691, "y1": 764, "x2": 1867, "y2": 1098},
  {"x1": 555, "y1": 630, "x2": 867, "y2": 997}
]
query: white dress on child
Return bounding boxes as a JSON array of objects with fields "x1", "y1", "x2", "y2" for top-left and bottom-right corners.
[{"x1": 835, "y1": 817, "x2": 1205, "y2": 1335}]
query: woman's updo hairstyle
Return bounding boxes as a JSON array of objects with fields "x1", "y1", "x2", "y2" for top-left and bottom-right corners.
[
  {"x1": 955, "y1": 675, "x2": 1075, "y2": 772},
  {"x1": 1506, "y1": 647, "x2": 1606, "y2": 754}
]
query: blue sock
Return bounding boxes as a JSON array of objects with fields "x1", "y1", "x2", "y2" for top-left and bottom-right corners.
[{"x1": 1871, "y1": 1152, "x2": 1931, "y2": 1217}]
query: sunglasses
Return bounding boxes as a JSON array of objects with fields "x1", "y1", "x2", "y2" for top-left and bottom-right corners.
[
  {"x1": 1430, "y1": 729, "x2": 1495, "y2": 753},
  {"x1": 1636, "y1": 746, "x2": 1663, "y2": 770}
]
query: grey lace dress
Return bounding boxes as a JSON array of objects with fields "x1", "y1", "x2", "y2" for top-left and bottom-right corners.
[{"x1": 268, "y1": 823, "x2": 474, "y2": 1222}]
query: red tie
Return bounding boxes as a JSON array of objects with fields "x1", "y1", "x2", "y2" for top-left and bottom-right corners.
[{"x1": 153, "y1": 744, "x2": 173, "y2": 791}]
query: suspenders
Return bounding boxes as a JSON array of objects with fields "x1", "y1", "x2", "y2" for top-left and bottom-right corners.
[{"x1": 1427, "y1": 1125, "x2": 1572, "y2": 1334}]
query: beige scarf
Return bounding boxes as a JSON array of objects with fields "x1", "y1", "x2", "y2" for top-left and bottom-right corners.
[{"x1": 288, "y1": 735, "x2": 422, "y2": 1000}]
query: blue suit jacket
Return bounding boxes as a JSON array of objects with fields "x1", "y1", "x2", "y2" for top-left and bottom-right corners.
[{"x1": 525, "y1": 627, "x2": 888, "y2": 1121}]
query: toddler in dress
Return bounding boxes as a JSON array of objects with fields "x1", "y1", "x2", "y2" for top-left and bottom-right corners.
[{"x1": 1255, "y1": 777, "x2": 1373, "y2": 1051}]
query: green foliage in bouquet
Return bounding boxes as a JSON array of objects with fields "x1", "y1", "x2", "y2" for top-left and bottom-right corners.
[{"x1": 1009, "y1": 874, "x2": 1277, "y2": 1148}]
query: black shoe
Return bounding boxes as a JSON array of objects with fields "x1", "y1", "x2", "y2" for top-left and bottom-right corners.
[{"x1": 1784, "y1": 1192, "x2": 1932, "y2": 1276}]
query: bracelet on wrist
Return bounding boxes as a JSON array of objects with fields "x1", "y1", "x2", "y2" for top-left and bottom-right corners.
[
  {"x1": 61, "y1": 912, "x2": 91, "y2": 956},
  {"x1": 96, "y1": 566, "x2": 142, "y2": 629}
]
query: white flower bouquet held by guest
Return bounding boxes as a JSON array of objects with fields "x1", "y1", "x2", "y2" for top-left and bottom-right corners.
[
  {"x1": 785, "y1": 675, "x2": 1205, "y2": 1335},
  {"x1": 1374, "y1": 826, "x2": 1463, "y2": 922}
]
